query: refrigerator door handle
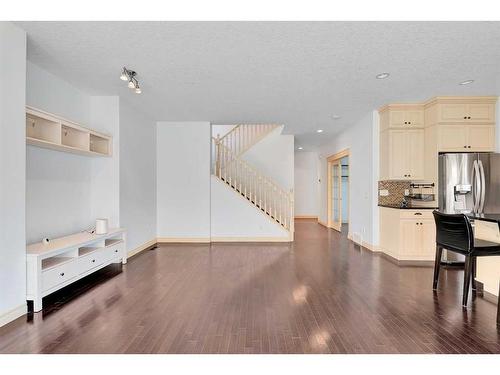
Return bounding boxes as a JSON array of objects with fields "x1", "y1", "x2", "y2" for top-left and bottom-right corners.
[
  {"x1": 472, "y1": 160, "x2": 480, "y2": 213},
  {"x1": 479, "y1": 159, "x2": 486, "y2": 213}
]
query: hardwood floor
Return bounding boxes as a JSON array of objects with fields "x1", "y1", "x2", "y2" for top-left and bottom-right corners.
[{"x1": 1, "y1": 219, "x2": 499, "y2": 353}]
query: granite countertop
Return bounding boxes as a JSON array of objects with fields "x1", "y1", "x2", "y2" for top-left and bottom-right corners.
[{"x1": 378, "y1": 204, "x2": 438, "y2": 210}]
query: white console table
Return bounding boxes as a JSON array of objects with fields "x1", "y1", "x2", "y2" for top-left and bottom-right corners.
[{"x1": 27, "y1": 228, "x2": 127, "y2": 312}]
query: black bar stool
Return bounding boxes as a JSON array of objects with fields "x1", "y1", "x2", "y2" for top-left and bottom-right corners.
[{"x1": 433, "y1": 210, "x2": 500, "y2": 307}]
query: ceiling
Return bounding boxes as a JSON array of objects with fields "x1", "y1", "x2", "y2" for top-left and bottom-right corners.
[{"x1": 16, "y1": 21, "x2": 500, "y2": 150}]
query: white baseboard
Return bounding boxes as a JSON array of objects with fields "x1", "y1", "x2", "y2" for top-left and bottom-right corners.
[
  {"x1": 210, "y1": 236, "x2": 291, "y2": 243},
  {"x1": 0, "y1": 304, "x2": 27, "y2": 328},
  {"x1": 317, "y1": 220, "x2": 328, "y2": 227},
  {"x1": 347, "y1": 232, "x2": 380, "y2": 252},
  {"x1": 294, "y1": 215, "x2": 318, "y2": 219},
  {"x1": 127, "y1": 238, "x2": 157, "y2": 258},
  {"x1": 157, "y1": 237, "x2": 211, "y2": 243}
]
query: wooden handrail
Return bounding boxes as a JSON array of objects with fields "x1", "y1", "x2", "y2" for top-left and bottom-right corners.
[{"x1": 213, "y1": 141, "x2": 294, "y2": 231}]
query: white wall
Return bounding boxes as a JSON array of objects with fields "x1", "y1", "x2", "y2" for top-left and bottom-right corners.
[
  {"x1": 89, "y1": 96, "x2": 120, "y2": 228},
  {"x1": 294, "y1": 151, "x2": 319, "y2": 217},
  {"x1": 0, "y1": 22, "x2": 27, "y2": 324},
  {"x1": 156, "y1": 122, "x2": 211, "y2": 240},
  {"x1": 26, "y1": 62, "x2": 95, "y2": 242},
  {"x1": 210, "y1": 176, "x2": 290, "y2": 240},
  {"x1": 318, "y1": 111, "x2": 379, "y2": 246},
  {"x1": 26, "y1": 61, "x2": 90, "y2": 125},
  {"x1": 120, "y1": 103, "x2": 157, "y2": 252},
  {"x1": 242, "y1": 126, "x2": 294, "y2": 190},
  {"x1": 26, "y1": 63, "x2": 121, "y2": 243}
]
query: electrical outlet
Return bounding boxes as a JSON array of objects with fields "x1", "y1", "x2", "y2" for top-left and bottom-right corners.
[
  {"x1": 379, "y1": 189, "x2": 389, "y2": 196},
  {"x1": 404, "y1": 189, "x2": 410, "y2": 196}
]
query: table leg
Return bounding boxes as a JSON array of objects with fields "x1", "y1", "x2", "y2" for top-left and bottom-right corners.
[{"x1": 497, "y1": 281, "x2": 500, "y2": 326}]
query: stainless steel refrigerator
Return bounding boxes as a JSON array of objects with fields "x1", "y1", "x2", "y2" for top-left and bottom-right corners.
[{"x1": 438, "y1": 152, "x2": 500, "y2": 261}]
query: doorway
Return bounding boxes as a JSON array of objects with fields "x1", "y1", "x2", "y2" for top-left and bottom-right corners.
[{"x1": 327, "y1": 149, "x2": 349, "y2": 233}]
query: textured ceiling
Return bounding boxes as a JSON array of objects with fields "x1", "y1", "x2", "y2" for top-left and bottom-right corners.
[{"x1": 16, "y1": 21, "x2": 500, "y2": 150}]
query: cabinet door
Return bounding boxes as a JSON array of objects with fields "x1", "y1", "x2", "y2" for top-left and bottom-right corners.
[
  {"x1": 400, "y1": 220, "x2": 419, "y2": 256},
  {"x1": 438, "y1": 125, "x2": 467, "y2": 151},
  {"x1": 467, "y1": 103, "x2": 495, "y2": 123},
  {"x1": 406, "y1": 110, "x2": 424, "y2": 127},
  {"x1": 389, "y1": 110, "x2": 407, "y2": 127},
  {"x1": 420, "y1": 220, "x2": 436, "y2": 259},
  {"x1": 467, "y1": 125, "x2": 495, "y2": 151},
  {"x1": 407, "y1": 130, "x2": 424, "y2": 180},
  {"x1": 438, "y1": 104, "x2": 468, "y2": 123},
  {"x1": 389, "y1": 130, "x2": 409, "y2": 179}
]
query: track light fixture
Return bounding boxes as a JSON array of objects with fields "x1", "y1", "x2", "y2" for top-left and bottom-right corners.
[{"x1": 120, "y1": 67, "x2": 142, "y2": 94}]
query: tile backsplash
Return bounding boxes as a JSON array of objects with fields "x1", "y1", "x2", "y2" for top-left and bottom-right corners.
[{"x1": 378, "y1": 180, "x2": 411, "y2": 207}]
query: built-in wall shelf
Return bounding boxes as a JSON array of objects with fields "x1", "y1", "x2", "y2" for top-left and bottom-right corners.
[{"x1": 26, "y1": 106, "x2": 112, "y2": 157}]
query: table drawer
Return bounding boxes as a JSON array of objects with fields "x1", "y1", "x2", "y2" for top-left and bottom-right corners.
[
  {"x1": 103, "y1": 242, "x2": 124, "y2": 262},
  {"x1": 78, "y1": 249, "x2": 109, "y2": 273},
  {"x1": 42, "y1": 260, "x2": 78, "y2": 291},
  {"x1": 399, "y1": 210, "x2": 434, "y2": 220}
]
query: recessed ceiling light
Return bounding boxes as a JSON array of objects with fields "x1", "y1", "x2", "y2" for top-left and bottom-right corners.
[
  {"x1": 332, "y1": 115, "x2": 341, "y2": 120},
  {"x1": 316, "y1": 129, "x2": 324, "y2": 133},
  {"x1": 459, "y1": 79, "x2": 474, "y2": 85},
  {"x1": 298, "y1": 147, "x2": 303, "y2": 150},
  {"x1": 376, "y1": 72, "x2": 390, "y2": 79}
]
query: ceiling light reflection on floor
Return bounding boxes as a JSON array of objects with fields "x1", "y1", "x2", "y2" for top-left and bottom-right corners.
[
  {"x1": 292, "y1": 285, "x2": 308, "y2": 304},
  {"x1": 309, "y1": 330, "x2": 331, "y2": 350}
]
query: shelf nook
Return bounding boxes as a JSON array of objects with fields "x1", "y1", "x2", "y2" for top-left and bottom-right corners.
[{"x1": 26, "y1": 106, "x2": 112, "y2": 157}]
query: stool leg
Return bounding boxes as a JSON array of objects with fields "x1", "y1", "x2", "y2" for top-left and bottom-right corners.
[
  {"x1": 463, "y1": 255, "x2": 473, "y2": 307},
  {"x1": 433, "y1": 245, "x2": 443, "y2": 290},
  {"x1": 472, "y1": 257, "x2": 477, "y2": 291}
]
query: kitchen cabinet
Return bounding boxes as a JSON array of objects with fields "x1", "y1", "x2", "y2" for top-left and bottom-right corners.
[
  {"x1": 437, "y1": 124, "x2": 495, "y2": 152},
  {"x1": 379, "y1": 104, "x2": 424, "y2": 131},
  {"x1": 425, "y1": 97, "x2": 497, "y2": 125},
  {"x1": 379, "y1": 208, "x2": 435, "y2": 262},
  {"x1": 380, "y1": 129, "x2": 424, "y2": 180}
]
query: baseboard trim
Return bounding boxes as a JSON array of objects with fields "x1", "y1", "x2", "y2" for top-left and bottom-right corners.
[
  {"x1": 157, "y1": 237, "x2": 211, "y2": 243},
  {"x1": 378, "y1": 251, "x2": 434, "y2": 267},
  {"x1": 0, "y1": 304, "x2": 27, "y2": 328},
  {"x1": 295, "y1": 215, "x2": 318, "y2": 219},
  {"x1": 346, "y1": 233, "x2": 433, "y2": 267},
  {"x1": 127, "y1": 238, "x2": 157, "y2": 259},
  {"x1": 317, "y1": 220, "x2": 328, "y2": 227},
  {"x1": 474, "y1": 281, "x2": 499, "y2": 304},
  {"x1": 210, "y1": 236, "x2": 291, "y2": 243}
]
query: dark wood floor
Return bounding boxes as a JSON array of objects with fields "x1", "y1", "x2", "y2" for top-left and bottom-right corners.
[{"x1": 1, "y1": 219, "x2": 499, "y2": 353}]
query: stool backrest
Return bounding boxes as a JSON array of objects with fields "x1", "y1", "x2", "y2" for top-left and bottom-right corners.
[{"x1": 432, "y1": 210, "x2": 474, "y2": 252}]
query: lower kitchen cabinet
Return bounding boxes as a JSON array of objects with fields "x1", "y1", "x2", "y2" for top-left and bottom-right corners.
[{"x1": 379, "y1": 207, "x2": 436, "y2": 262}]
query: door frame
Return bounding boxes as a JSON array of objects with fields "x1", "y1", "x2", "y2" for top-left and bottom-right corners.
[{"x1": 327, "y1": 149, "x2": 350, "y2": 232}]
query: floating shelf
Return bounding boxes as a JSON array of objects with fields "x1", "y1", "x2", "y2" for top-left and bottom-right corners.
[{"x1": 26, "y1": 106, "x2": 112, "y2": 157}]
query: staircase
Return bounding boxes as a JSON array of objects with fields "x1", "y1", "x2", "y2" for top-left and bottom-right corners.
[{"x1": 212, "y1": 124, "x2": 294, "y2": 234}]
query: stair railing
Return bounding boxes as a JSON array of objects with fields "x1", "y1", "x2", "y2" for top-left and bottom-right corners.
[
  {"x1": 213, "y1": 140, "x2": 294, "y2": 232},
  {"x1": 216, "y1": 124, "x2": 280, "y2": 156}
]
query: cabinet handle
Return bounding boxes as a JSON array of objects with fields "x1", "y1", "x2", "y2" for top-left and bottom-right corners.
[
  {"x1": 464, "y1": 145, "x2": 467, "y2": 148},
  {"x1": 408, "y1": 121, "x2": 411, "y2": 124},
  {"x1": 414, "y1": 212, "x2": 422, "y2": 215},
  {"x1": 115, "y1": 249, "x2": 118, "y2": 253},
  {"x1": 468, "y1": 116, "x2": 471, "y2": 119},
  {"x1": 468, "y1": 146, "x2": 471, "y2": 148},
  {"x1": 92, "y1": 259, "x2": 96, "y2": 263},
  {"x1": 60, "y1": 272, "x2": 65, "y2": 276},
  {"x1": 464, "y1": 116, "x2": 467, "y2": 119}
]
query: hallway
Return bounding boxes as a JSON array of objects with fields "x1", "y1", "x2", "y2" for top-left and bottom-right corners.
[{"x1": 0, "y1": 219, "x2": 499, "y2": 353}]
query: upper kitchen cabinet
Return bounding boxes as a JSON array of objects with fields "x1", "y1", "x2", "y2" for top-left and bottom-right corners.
[
  {"x1": 424, "y1": 96, "x2": 497, "y2": 125},
  {"x1": 380, "y1": 128, "x2": 425, "y2": 180},
  {"x1": 379, "y1": 104, "x2": 424, "y2": 131}
]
